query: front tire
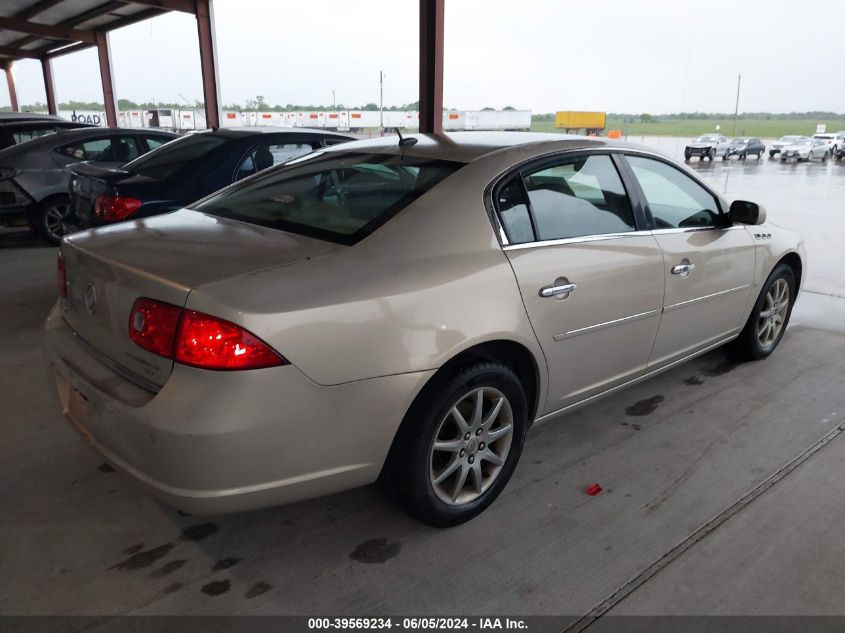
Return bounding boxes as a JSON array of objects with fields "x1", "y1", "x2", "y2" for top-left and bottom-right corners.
[
  {"x1": 388, "y1": 362, "x2": 528, "y2": 527},
  {"x1": 730, "y1": 264, "x2": 796, "y2": 361}
]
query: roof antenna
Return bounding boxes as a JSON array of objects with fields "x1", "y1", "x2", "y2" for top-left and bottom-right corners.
[{"x1": 395, "y1": 127, "x2": 418, "y2": 146}]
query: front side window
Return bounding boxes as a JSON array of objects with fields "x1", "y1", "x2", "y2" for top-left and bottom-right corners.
[
  {"x1": 194, "y1": 152, "x2": 461, "y2": 245},
  {"x1": 626, "y1": 155, "x2": 721, "y2": 229},
  {"x1": 521, "y1": 154, "x2": 635, "y2": 241}
]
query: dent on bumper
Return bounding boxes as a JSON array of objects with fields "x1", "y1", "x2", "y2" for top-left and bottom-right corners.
[{"x1": 43, "y1": 305, "x2": 432, "y2": 514}]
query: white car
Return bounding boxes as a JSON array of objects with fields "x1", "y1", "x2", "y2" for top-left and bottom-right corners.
[
  {"x1": 780, "y1": 138, "x2": 830, "y2": 162},
  {"x1": 832, "y1": 131, "x2": 845, "y2": 154},
  {"x1": 812, "y1": 133, "x2": 836, "y2": 153}
]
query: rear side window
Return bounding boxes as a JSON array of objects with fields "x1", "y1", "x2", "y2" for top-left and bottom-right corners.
[
  {"x1": 124, "y1": 133, "x2": 226, "y2": 179},
  {"x1": 56, "y1": 136, "x2": 141, "y2": 162},
  {"x1": 625, "y1": 155, "x2": 720, "y2": 229},
  {"x1": 494, "y1": 153, "x2": 635, "y2": 244},
  {"x1": 235, "y1": 142, "x2": 315, "y2": 181},
  {"x1": 12, "y1": 126, "x2": 59, "y2": 144},
  {"x1": 496, "y1": 179, "x2": 534, "y2": 244},
  {"x1": 194, "y1": 152, "x2": 462, "y2": 245},
  {"x1": 144, "y1": 136, "x2": 171, "y2": 150}
]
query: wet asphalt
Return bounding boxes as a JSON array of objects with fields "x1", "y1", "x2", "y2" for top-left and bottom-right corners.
[{"x1": 0, "y1": 136, "x2": 844, "y2": 620}]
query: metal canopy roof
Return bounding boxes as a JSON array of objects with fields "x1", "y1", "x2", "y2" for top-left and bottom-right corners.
[
  {"x1": 1, "y1": 0, "x2": 445, "y2": 135},
  {"x1": 0, "y1": 1, "x2": 190, "y2": 63}
]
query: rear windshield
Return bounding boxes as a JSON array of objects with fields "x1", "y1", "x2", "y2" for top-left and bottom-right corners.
[
  {"x1": 123, "y1": 133, "x2": 225, "y2": 179},
  {"x1": 192, "y1": 152, "x2": 462, "y2": 245}
]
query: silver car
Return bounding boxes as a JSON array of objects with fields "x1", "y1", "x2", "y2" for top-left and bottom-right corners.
[
  {"x1": 780, "y1": 138, "x2": 830, "y2": 162},
  {"x1": 769, "y1": 135, "x2": 809, "y2": 157},
  {"x1": 44, "y1": 133, "x2": 804, "y2": 526},
  {"x1": 684, "y1": 134, "x2": 730, "y2": 161}
]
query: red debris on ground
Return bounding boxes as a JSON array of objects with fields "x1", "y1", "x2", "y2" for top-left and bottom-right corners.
[{"x1": 586, "y1": 483, "x2": 602, "y2": 496}]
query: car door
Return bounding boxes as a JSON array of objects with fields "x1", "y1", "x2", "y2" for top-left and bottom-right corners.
[
  {"x1": 495, "y1": 152, "x2": 665, "y2": 413},
  {"x1": 621, "y1": 154, "x2": 756, "y2": 366}
]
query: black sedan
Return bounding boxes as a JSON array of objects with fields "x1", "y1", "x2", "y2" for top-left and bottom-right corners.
[
  {"x1": 70, "y1": 127, "x2": 353, "y2": 232},
  {"x1": 723, "y1": 137, "x2": 766, "y2": 160},
  {"x1": 0, "y1": 127, "x2": 177, "y2": 244}
]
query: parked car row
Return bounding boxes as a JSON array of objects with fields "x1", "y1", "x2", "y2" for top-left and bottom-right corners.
[
  {"x1": 0, "y1": 111, "x2": 353, "y2": 244},
  {"x1": 685, "y1": 131, "x2": 845, "y2": 163}
]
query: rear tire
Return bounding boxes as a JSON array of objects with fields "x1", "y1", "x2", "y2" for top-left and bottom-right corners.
[
  {"x1": 33, "y1": 196, "x2": 73, "y2": 246},
  {"x1": 387, "y1": 362, "x2": 528, "y2": 527},
  {"x1": 730, "y1": 264, "x2": 796, "y2": 361}
]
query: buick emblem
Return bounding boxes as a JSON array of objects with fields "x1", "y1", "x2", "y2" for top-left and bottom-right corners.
[{"x1": 84, "y1": 283, "x2": 97, "y2": 315}]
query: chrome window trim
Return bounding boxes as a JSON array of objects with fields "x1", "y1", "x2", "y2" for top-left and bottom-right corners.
[
  {"x1": 649, "y1": 225, "x2": 745, "y2": 235},
  {"x1": 502, "y1": 230, "x2": 653, "y2": 251},
  {"x1": 663, "y1": 284, "x2": 751, "y2": 313},
  {"x1": 553, "y1": 309, "x2": 658, "y2": 342},
  {"x1": 483, "y1": 144, "x2": 727, "y2": 249}
]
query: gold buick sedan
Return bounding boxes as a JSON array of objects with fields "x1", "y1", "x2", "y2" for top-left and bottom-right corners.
[{"x1": 44, "y1": 133, "x2": 804, "y2": 526}]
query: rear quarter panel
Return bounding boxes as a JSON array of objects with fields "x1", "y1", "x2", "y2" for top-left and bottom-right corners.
[{"x1": 184, "y1": 158, "x2": 547, "y2": 394}]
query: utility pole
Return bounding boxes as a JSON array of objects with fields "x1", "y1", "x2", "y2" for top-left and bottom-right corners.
[
  {"x1": 732, "y1": 73, "x2": 741, "y2": 136},
  {"x1": 379, "y1": 70, "x2": 384, "y2": 132},
  {"x1": 332, "y1": 89, "x2": 336, "y2": 109}
]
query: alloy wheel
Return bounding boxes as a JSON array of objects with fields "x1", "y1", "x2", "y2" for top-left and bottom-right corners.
[
  {"x1": 429, "y1": 387, "x2": 514, "y2": 506},
  {"x1": 44, "y1": 203, "x2": 73, "y2": 242},
  {"x1": 757, "y1": 278, "x2": 789, "y2": 349}
]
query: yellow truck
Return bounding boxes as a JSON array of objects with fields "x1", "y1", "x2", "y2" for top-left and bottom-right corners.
[{"x1": 555, "y1": 111, "x2": 606, "y2": 134}]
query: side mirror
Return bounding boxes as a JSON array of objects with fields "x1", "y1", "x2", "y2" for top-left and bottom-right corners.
[{"x1": 729, "y1": 200, "x2": 767, "y2": 225}]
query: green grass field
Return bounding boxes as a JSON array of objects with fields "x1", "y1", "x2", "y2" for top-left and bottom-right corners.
[{"x1": 530, "y1": 118, "x2": 845, "y2": 138}]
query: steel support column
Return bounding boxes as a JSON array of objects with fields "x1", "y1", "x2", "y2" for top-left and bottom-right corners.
[
  {"x1": 95, "y1": 32, "x2": 118, "y2": 127},
  {"x1": 419, "y1": 0, "x2": 444, "y2": 134},
  {"x1": 41, "y1": 57, "x2": 57, "y2": 115},
  {"x1": 195, "y1": 0, "x2": 221, "y2": 130},
  {"x1": 4, "y1": 62, "x2": 19, "y2": 111}
]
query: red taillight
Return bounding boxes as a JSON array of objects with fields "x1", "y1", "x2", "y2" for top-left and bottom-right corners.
[
  {"x1": 128, "y1": 298, "x2": 182, "y2": 358},
  {"x1": 94, "y1": 195, "x2": 142, "y2": 222},
  {"x1": 128, "y1": 298, "x2": 286, "y2": 371},
  {"x1": 57, "y1": 251, "x2": 67, "y2": 299},
  {"x1": 175, "y1": 310, "x2": 285, "y2": 370}
]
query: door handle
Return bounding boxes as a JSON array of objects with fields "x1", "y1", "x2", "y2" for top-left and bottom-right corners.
[
  {"x1": 671, "y1": 261, "x2": 695, "y2": 277},
  {"x1": 540, "y1": 282, "x2": 577, "y2": 298}
]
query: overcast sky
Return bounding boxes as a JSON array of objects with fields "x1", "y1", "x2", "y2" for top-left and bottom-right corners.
[{"x1": 2, "y1": 0, "x2": 843, "y2": 113}]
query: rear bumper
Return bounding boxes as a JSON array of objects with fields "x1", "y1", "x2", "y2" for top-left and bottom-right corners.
[{"x1": 43, "y1": 304, "x2": 431, "y2": 515}]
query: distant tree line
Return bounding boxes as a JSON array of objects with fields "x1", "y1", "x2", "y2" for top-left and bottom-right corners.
[
  {"x1": 2, "y1": 98, "x2": 523, "y2": 113},
  {"x1": 534, "y1": 111, "x2": 844, "y2": 122}
]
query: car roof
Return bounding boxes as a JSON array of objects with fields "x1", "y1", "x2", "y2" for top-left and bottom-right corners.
[
  {"x1": 0, "y1": 112, "x2": 66, "y2": 122},
  {"x1": 0, "y1": 120, "x2": 90, "y2": 129},
  {"x1": 320, "y1": 131, "x2": 656, "y2": 163},
  {"x1": 0, "y1": 126, "x2": 178, "y2": 156}
]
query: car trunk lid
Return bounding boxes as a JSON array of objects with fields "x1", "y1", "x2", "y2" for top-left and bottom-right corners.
[{"x1": 61, "y1": 209, "x2": 342, "y2": 389}]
